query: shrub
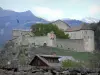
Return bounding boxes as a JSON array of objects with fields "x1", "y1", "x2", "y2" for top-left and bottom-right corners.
[{"x1": 62, "y1": 60, "x2": 83, "y2": 68}]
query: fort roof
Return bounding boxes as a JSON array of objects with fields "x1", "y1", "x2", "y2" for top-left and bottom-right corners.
[
  {"x1": 52, "y1": 20, "x2": 71, "y2": 27},
  {"x1": 66, "y1": 24, "x2": 92, "y2": 32}
]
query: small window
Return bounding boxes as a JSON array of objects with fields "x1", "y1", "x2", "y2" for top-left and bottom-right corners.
[
  {"x1": 85, "y1": 31, "x2": 87, "y2": 34},
  {"x1": 90, "y1": 36, "x2": 92, "y2": 39},
  {"x1": 12, "y1": 53, "x2": 16, "y2": 55},
  {"x1": 25, "y1": 53, "x2": 28, "y2": 56},
  {"x1": 57, "y1": 45, "x2": 58, "y2": 47},
  {"x1": 84, "y1": 36, "x2": 85, "y2": 38},
  {"x1": 32, "y1": 43, "x2": 35, "y2": 45},
  {"x1": 43, "y1": 43, "x2": 47, "y2": 47},
  {"x1": 24, "y1": 49, "x2": 27, "y2": 50},
  {"x1": 88, "y1": 36, "x2": 89, "y2": 39},
  {"x1": 61, "y1": 45, "x2": 62, "y2": 48}
]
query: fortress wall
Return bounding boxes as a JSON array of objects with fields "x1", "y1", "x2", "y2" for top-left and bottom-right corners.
[
  {"x1": 28, "y1": 36, "x2": 48, "y2": 46},
  {"x1": 12, "y1": 30, "x2": 21, "y2": 39},
  {"x1": 12, "y1": 29, "x2": 94, "y2": 52},
  {"x1": 82, "y1": 30, "x2": 95, "y2": 52},
  {"x1": 56, "y1": 39, "x2": 85, "y2": 52},
  {"x1": 65, "y1": 31, "x2": 82, "y2": 39},
  {"x1": 12, "y1": 29, "x2": 31, "y2": 39}
]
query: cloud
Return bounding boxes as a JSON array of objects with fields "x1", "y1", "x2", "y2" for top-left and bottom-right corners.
[
  {"x1": 89, "y1": 5, "x2": 100, "y2": 16},
  {"x1": 70, "y1": 0, "x2": 81, "y2": 2},
  {"x1": 33, "y1": 7, "x2": 65, "y2": 21},
  {"x1": 12, "y1": 8, "x2": 29, "y2": 12},
  {"x1": 67, "y1": 0, "x2": 81, "y2": 4},
  {"x1": 70, "y1": 15, "x2": 83, "y2": 20}
]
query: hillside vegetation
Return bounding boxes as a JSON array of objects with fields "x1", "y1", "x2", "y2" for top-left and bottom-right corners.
[
  {"x1": 89, "y1": 21, "x2": 100, "y2": 51},
  {"x1": 31, "y1": 23, "x2": 69, "y2": 39}
]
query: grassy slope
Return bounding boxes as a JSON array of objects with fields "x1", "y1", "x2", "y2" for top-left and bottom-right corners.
[
  {"x1": 51, "y1": 47, "x2": 93, "y2": 61},
  {"x1": 32, "y1": 47, "x2": 94, "y2": 61}
]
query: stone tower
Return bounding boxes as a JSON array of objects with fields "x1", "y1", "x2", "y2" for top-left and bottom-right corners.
[
  {"x1": 64, "y1": 23, "x2": 95, "y2": 52},
  {"x1": 83, "y1": 30, "x2": 95, "y2": 52},
  {"x1": 47, "y1": 31, "x2": 56, "y2": 47}
]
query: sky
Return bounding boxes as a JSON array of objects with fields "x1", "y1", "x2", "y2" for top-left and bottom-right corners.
[{"x1": 0, "y1": 0, "x2": 100, "y2": 21}]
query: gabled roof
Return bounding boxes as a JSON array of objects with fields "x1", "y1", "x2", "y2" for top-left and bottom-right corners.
[
  {"x1": 66, "y1": 23, "x2": 92, "y2": 32},
  {"x1": 52, "y1": 20, "x2": 71, "y2": 27},
  {"x1": 29, "y1": 54, "x2": 61, "y2": 68}
]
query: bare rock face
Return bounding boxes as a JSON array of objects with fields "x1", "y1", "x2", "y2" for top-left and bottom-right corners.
[
  {"x1": 0, "y1": 69, "x2": 6, "y2": 75},
  {"x1": 0, "y1": 68, "x2": 100, "y2": 75},
  {"x1": 27, "y1": 72, "x2": 33, "y2": 75}
]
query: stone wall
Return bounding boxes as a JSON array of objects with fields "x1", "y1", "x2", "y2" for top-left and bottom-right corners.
[
  {"x1": 12, "y1": 29, "x2": 31, "y2": 39},
  {"x1": 65, "y1": 30, "x2": 95, "y2": 52},
  {"x1": 28, "y1": 36, "x2": 48, "y2": 46},
  {"x1": 52, "y1": 20, "x2": 70, "y2": 31},
  {"x1": 56, "y1": 39, "x2": 85, "y2": 52}
]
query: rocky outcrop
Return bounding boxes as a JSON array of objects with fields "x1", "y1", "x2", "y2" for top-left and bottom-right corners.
[{"x1": 0, "y1": 67, "x2": 100, "y2": 75}]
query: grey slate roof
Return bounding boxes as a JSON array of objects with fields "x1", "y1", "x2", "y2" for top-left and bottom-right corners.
[
  {"x1": 40, "y1": 55, "x2": 61, "y2": 58},
  {"x1": 66, "y1": 24, "x2": 92, "y2": 32}
]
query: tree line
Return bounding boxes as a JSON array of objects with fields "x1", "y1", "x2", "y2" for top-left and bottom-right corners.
[
  {"x1": 89, "y1": 21, "x2": 100, "y2": 51},
  {"x1": 31, "y1": 23, "x2": 69, "y2": 39}
]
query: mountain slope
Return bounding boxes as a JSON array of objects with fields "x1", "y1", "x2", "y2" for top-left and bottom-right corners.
[
  {"x1": 0, "y1": 7, "x2": 48, "y2": 46},
  {"x1": 63, "y1": 19, "x2": 85, "y2": 26}
]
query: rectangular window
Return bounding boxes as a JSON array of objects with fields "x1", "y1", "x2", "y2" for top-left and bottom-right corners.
[
  {"x1": 84, "y1": 36, "x2": 86, "y2": 39},
  {"x1": 88, "y1": 36, "x2": 89, "y2": 39},
  {"x1": 85, "y1": 31, "x2": 87, "y2": 34}
]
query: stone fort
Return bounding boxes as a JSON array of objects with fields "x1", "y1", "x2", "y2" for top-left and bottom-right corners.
[{"x1": 12, "y1": 20, "x2": 95, "y2": 52}]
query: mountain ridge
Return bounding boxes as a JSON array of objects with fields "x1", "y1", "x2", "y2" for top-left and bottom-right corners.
[
  {"x1": 0, "y1": 7, "x2": 48, "y2": 46},
  {"x1": 81, "y1": 17, "x2": 100, "y2": 23}
]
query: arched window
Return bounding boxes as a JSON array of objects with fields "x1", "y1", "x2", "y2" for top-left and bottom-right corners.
[{"x1": 43, "y1": 43, "x2": 47, "y2": 47}]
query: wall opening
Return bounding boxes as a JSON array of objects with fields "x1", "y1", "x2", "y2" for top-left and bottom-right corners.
[{"x1": 43, "y1": 43, "x2": 47, "y2": 47}]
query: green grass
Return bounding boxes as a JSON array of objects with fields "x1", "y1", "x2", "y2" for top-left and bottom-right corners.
[
  {"x1": 49, "y1": 47, "x2": 94, "y2": 61},
  {"x1": 31, "y1": 47, "x2": 95, "y2": 61},
  {"x1": 62, "y1": 60, "x2": 83, "y2": 68}
]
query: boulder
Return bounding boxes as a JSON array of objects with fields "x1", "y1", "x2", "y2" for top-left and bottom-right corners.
[{"x1": 62, "y1": 70, "x2": 70, "y2": 75}]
